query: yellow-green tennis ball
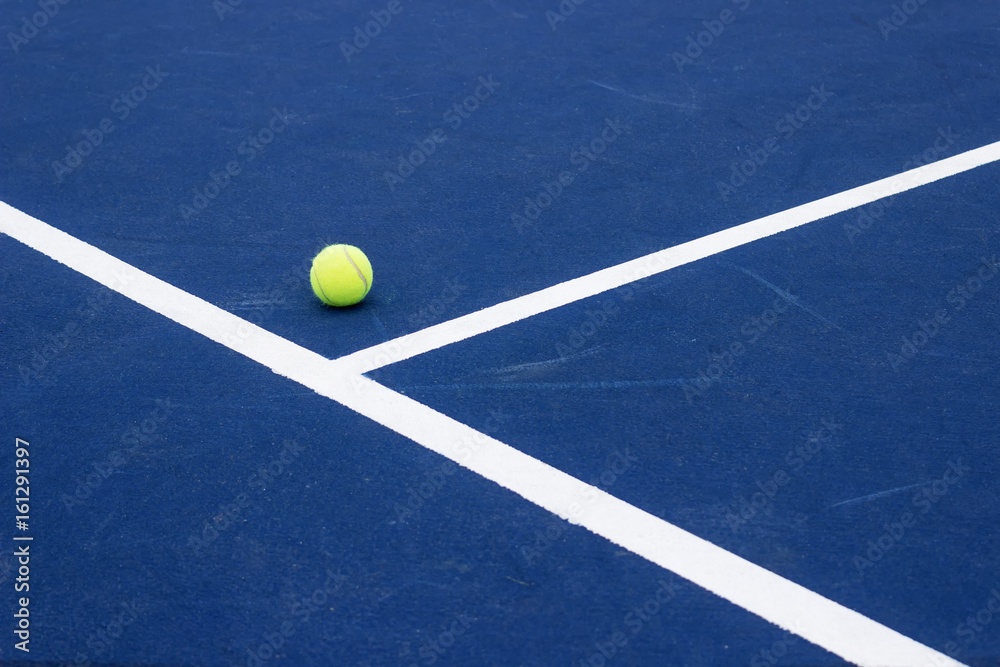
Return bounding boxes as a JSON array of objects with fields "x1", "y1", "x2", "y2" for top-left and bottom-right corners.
[{"x1": 310, "y1": 244, "x2": 373, "y2": 307}]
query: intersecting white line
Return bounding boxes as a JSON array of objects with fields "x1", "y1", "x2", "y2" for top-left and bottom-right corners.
[
  {"x1": 6, "y1": 138, "x2": 998, "y2": 667},
  {"x1": 332, "y1": 139, "x2": 1000, "y2": 377}
]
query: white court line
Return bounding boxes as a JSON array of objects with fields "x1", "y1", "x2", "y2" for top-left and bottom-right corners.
[
  {"x1": 332, "y1": 139, "x2": 1000, "y2": 376},
  {"x1": 0, "y1": 200, "x2": 968, "y2": 667}
]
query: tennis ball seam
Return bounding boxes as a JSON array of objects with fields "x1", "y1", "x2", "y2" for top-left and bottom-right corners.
[
  {"x1": 310, "y1": 243, "x2": 372, "y2": 306},
  {"x1": 341, "y1": 246, "x2": 370, "y2": 296},
  {"x1": 310, "y1": 265, "x2": 336, "y2": 305}
]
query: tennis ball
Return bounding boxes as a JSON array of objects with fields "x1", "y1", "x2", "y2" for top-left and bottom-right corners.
[{"x1": 310, "y1": 244, "x2": 373, "y2": 307}]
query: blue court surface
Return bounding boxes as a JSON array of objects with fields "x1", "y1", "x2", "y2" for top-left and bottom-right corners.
[{"x1": 2, "y1": 0, "x2": 1000, "y2": 665}]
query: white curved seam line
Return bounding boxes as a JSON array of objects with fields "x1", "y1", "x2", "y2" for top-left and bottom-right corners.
[
  {"x1": 311, "y1": 265, "x2": 336, "y2": 305},
  {"x1": 342, "y1": 246, "x2": 369, "y2": 294}
]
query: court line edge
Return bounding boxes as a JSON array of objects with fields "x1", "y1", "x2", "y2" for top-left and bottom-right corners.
[
  {"x1": 0, "y1": 201, "x2": 967, "y2": 667},
  {"x1": 332, "y1": 139, "x2": 1000, "y2": 376}
]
